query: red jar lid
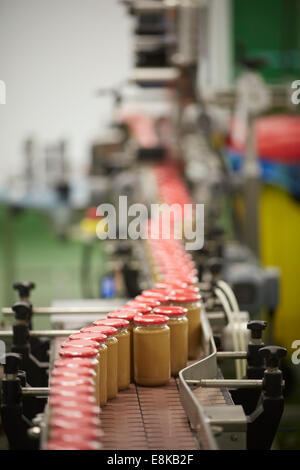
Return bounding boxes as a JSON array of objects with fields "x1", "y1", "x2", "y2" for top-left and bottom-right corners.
[
  {"x1": 54, "y1": 358, "x2": 97, "y2": 369},
  {"x1": 107, "y1": 309, "x2": 142, "y2": 322},
  {"x1": 165, "y1": 275, "x2": 199, "y2": 284},
  {"x1": 51, "y1": 367, "x2": 96, "y2": 379},
  {"x1": 164, "y1": 267, "x2": 198, "y2": 276},
  {"x1": 51, "y1": 428, "x2": 103, "y2": 444},
  {"x1": 50, "y1": 414, "x2": 100, "y2": 430},
  {"x1": 154, "y1": 282, "x2": 200, "y2": 293},
  {"x1": 50, "y1": 406, "x2": 100, "y2": 421},
  {"x1": 50, "y1": 376, "x2": 94, "y2": 387},
  {"x1": 134, "y1": 296, "x2": 161, "y2": 308},
  {"x1": 50, "y1": 385, "x2": 95, "y2": 397},
  {"x1": 141, "y1": 290, "x2": 169, "y2": 301},
  {"x1": 168, "y1": 292, "x2": 201, "y2": 303},
  {"x1": 153, "y1": 306, "x2": 187, "y2": 317},
  {"x1": 154, "y1": 281, "x2": 188, "y2": 290},
  {"x1": 50, "y1": 391, "x2": 97, "y2": 405},
  {"x1": 69, "y1": 332, "x2": 107, "y2": 343},
  {"x1": 59, "y1": 347, "x2": 98, "y2": 359},
  {"x1": 82, "y1": 325, "x2": 117, "y2": 337},
  {"x1": 133, "y1": 314, "x2": 169, "y2": 326},
  {"x1": 45, "y1": 440, "x2": 100, "y2": 451},
  {"x1": 93, "y1": 318, "x2": 129, "y2": 329},
  {"x1": 126, "y1": 301, "x2": 152, "y2": 315},
  {"x1": 48, "y1": 398, "x2": 99, "y2": 414},
  {"x1": 61, "y1": 339, "x2": 99, "y2": 349},
  {"x1": 169, "y1": 287, "x2": 200, "y2": 296},
  {"x1": 50, "y1": 416, "x2": 100, "y2": 433}
]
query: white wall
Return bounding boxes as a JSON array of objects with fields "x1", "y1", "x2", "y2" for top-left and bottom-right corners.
[{"x1": 0, "y1": 0, "x2": 132, "y2": 183}]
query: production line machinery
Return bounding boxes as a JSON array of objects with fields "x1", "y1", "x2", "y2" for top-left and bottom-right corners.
[
  {"x1": 0, "y1": 0, "x2": 288, "y2": 451},
  {"x1": 0, "y1": 240, "x2": 286, "y2": 451}
]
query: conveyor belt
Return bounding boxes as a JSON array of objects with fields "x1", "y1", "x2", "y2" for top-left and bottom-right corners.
[
  {"x1": 49, "y1": 337, "x2": 229, "y2": 450},
  {"x1": 50, "y1": 337, "x2": 198, "y2": 449},
  {"x1": 193, "y1": 385, "x2": 228, "y2": 407},
  {"x1": 100, "y1": 380, "x2": 197, "y2": 450}
]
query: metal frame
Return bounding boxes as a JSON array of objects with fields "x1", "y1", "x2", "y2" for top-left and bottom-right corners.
[{"x1": 178, "y1": 309, "x2": 248, "y2": 450}]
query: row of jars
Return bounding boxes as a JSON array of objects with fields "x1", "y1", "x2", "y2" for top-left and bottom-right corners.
[
  {"x1": 45, "y1": 167, "x2": 202, "y2": 449},
  {"x1": 46, "y1": 175, "x2": 201, "y2": 449},
  {"x1": 45, "y1": 283, "x2": 202, "y2": 449},
  {"x1": 47, "y1": 294, "x2": 199, "y2": 449}
]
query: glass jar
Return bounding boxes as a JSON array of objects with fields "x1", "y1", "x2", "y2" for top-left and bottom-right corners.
[
  {"x1": 153, "y1": 306, "x2": 188, "y2": 376},
  {"x1": 94, "y1": 318, "x2": 130, "y2": 391},
  {"x1": 108, "y1": 309, "x2": 143, "y2": 381},
  {"x1": 168, "y1": 292, "x2": 202, "y2": 360},
  {"x1": 133, "y1": 314, "x2": 170, "y2": 386},
  {"x1": 84, "y1": 325, "x2": 118, "y2": 400}
]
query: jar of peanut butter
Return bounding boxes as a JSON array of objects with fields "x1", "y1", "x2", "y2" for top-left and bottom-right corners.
[
  {"x1": 168, "y1": 292, "x2": 202, "y2": 359},
  {"x1": 93, "y1": 318, "x2": 130, "y2": 391},
  {"x1": 69, "y1": 331, "x2": 108, "y2": 407},
  {"x1": 133, "y1": 314, "x2": 170, "y2": 386},
  {"x1": 108, "y1": 308, "x2": 142, "y2": 381},
  {"x1": 153, "y1": 306, "x2": 188, "y2": 376},
  {"x1": 83, "y1": 325, "x2": 118, "y2": 400}
]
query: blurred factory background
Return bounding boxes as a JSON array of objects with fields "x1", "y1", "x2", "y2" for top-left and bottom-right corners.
[{"x1": 0, "y1": 0, "x2": 300, "y2": 451}]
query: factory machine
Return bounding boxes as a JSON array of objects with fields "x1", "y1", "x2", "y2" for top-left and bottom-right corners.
[{"x1": 0, "y1": 0, "x2": 287, "y2": 451}]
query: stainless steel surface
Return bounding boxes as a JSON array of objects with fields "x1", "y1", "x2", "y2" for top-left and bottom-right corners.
[
  {"x1": 186, "y1": 379, "x2": 263, "y2": 389},
  {"x1": 0, "y1": 330, "x2": 77, "y2": 337},
  {"x1": 178, "y1": 308, "x2": 250, "y2": 449},
  {"x1": 3, "y1": 306, "x2": 118, "y2": 315},
  {"x1": 204, "y1": 405, "x2": 247, "y2": 450},
  {"x1": 178, "y1": 310, "x2": 219, "y2": 449},
  {"x1": 22, "y1": 387, "x2": 49, "y2": 397},
  {"x1": 216, "y1": 351, "x2": 247, "y2": 359}
]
